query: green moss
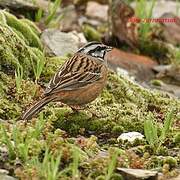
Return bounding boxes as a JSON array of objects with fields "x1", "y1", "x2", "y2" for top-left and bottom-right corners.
[
  {"x1": 0, "y1": 72, "x2": 10, "y2": 96},
  {"x1": 82, "y1": 24, "x2": 101, "y2": 41},
  {"x1": 0, "y1": 71, "x2": 40, "y2": 120},
  {"x1": 2, "y1": 11, "x2": 43, "y2": 50},
  {"x1": 151, "y1": 79, "x2": 163, "y2": 86},
  {"x1": 145, "y1": 156, "x2": 163, "y2": 169},
  {"x1": 0, "y1": 11, "x2": 6, "y2": 24},
  {"x1": 0, "y1": 98, "x2": 22, "y2": 119},
  {"x1": 42, "y1": 56, "x2": 66, "y2": 82},
  {"x1": 0, "y1": 11, "x2": 179, "y2": 178},
  {"x1": 20, "y1": 19, "x2": 41, "y2": 36},
  {"x1": 163, "y1": 157, "x2": 177, "y2": 169},
  {"x1": 139, "y1": 39, "x2": 173, "y2": 64},
  {"x1": 173, "y1": 133, "x2": 180, "y2": 146},
  {"x1": 0, "y1": 21, "x2": 45, "y2": 78}
]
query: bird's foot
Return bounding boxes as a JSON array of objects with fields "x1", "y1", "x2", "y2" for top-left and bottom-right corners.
[{"x1": 70, "y1": 105, "x2": 85, "y2": 112}]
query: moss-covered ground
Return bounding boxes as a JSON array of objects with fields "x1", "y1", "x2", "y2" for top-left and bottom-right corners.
[{"x1": 0, "y1": 11, "x2": 179, "y2": 179}]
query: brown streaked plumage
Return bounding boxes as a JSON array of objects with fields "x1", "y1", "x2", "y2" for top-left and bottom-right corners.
[{"x1": 22, "y1": 42, "x2": 113, "y2": 120}]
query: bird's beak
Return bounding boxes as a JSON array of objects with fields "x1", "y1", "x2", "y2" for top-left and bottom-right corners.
[{"x1": 106, "y1": 46, "x2": 113, "y2": 51}]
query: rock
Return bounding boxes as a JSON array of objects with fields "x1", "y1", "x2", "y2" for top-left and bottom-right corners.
[
  {"x1": 0, "y1": 169, "x2": 16, "y2": 180},
  {"x1": 41, "y1": 29, "x2": 87, "y2": 56},
  {"x1": 117, "y1": 132, "x2": 144, "y2": 143},
  {"x1": 0, "y1": 0, "x2": 37, "y2": 11},
  {"x1": 105, "y1": 48, "x2": 157, "y2": 81},
  {"x1": 59, "y1": 5, "x2": 80, "y2": 32},
  {"x1": 0, "y1": 175, "x2": 16, "y2": 180},
  {"x1": 0, "y1": 146, "x2": 8, "y2": 153},
  {"x1": 32, "y1": 0, "x2": 50, "y2": 11},
  {"x1": 86, "y1": 1, "x2": 108, "y2": 22},
  {"x1": 79, "y1": 16, "x2": 102, "y2": 27},
  {"x1": 159, "y1": 13, "x2": 180, "y2": 46},
  {"x1": 0, "y1": 0, "x2": 49, "y2": 14},
  {"x1": 61, "y1": 0, "x2": 74, "y2": 7},
  {"x1": 117, "y1": 168, "x2": 158, "y2": 180},
  {"x1": 153, "y1": 65, "x2": 180, "y2": 84},
  {"x1": 170, "y1": 174, "x2": 180, "y2": 180},
  {"x1": 0, "y1": 169, "x2": 8, "y2": 174},
  {"x1": 150, "y1": 82, "x2": 180, "y2": 98},
  {"x1": 116, "y1": 67, "x2": 135, "y2": 82},
  {"x1": 75, "y1": 0, "x2": 108, "y2": 5}
]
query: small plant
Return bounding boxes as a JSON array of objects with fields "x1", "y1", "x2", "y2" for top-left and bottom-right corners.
[
  {"x1": 35, "y1": 8, "x2": 43, "y2": 22},
  {"x1": 98, "y1": 148, "x2": 123, "y2": 180},
  {"x1": 30, "y1": 148, "x2": 62, "y2": 180},
  {"x1": 34, "y1": 0, "x2": 63, "y2": 27},
  {"x1": 144, "y1": 114, "x2": 158, "y2": 148},
  {"x1": 144, "y1": 109, "x2": 174, "y2": 153},
  {"x1": 174, "y1": 49, "x2": 180, "y2": 64},
  {"x1": 15, "y1": 63, "x2": 23, "y2": 92},
  {"x1": 72, "y1": 147, "x2": 80, "y2": 179},
  {"x1": 31, "y1": 51, "x2": 45, "y2": 83},
  {"x1": 0, "y1": 113, "x2": 45, "y2": 161},
  {"x1": 12, "y1": 122, "x2": 29, "y2": 161},
  {"x1": 0, "y1": 123, "x2": 16, "y2": 160},
  {"x1": 135, "y1": 0, "x2": 156, "y2": 39},
  {"x1": 105, "y1": 150, "x2": 119, "y2": 180},
  {"x1": 45, "y1": 0, "x2": 62, "y2": 26}
]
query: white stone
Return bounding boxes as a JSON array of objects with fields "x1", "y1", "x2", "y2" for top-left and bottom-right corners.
[{"x1": 117, "y1": 132, "x2": 144, "y2": 142}]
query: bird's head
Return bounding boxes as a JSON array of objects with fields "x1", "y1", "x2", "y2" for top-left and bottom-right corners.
[{"x1": 77, "y1": 42, "x2": 113, "y2": 61}]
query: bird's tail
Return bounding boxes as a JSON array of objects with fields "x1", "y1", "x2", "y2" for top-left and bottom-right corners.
[{"x1": 21, "y1": 96, "x2": 55, "y2": 120}]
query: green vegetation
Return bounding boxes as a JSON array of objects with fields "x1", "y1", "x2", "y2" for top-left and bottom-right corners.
[
  {"x1": 83, "y1": 24, "x2": 102, "y2": 41},
  {"x1": 31, "y1": 49, "x2": 45, "y2": 83},
  {"x1": 0, "y1": 10, "x2": 179, "y2": 179},
  {"x1": 175, "y1": 48, "x2": 180, "y2": 64},
  {"x1": 144, "y1": 109, "x2": 174, "y2": 153},
  {"x1": 45, "y1": 0, "x2": 62, "y2": 26},
  {"x1": 29, "y1": 148, "x2": 62, "y2": 180},
  {"x1": 15, "y1": 64, "x2": 23, "y2": 92},
  {"x1": 135, "y1": 0, "x2": 156, "y2": 39},
  {"x1": 0, "y1": 10, "x2": 45, "y2": 78},
  {"x1": 34, "y1": 0, "x2": 63, "y2": 27},
  {"x1": 176, "y1": 0, "x2": 180, "y2": 16}
]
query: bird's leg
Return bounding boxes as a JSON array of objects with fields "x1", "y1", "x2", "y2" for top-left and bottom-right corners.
[{"x1": 70, "y1": 105, "x2": 85, "y2": 113}]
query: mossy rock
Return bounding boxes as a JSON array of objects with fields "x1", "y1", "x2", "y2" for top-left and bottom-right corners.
[
  {"x1": 2, "y1": 11, "x2": 42, "y2": 50},
  {"x1": 0, "y1": 11, "x2": 45, "y2": 78}
]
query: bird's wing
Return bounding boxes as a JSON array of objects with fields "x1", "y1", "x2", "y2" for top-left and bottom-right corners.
[{"x1": 44, "y1": 53, "x2": 103, "y2": 95}]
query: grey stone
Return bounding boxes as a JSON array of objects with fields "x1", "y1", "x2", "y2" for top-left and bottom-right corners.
[
  {"x1": 117, "y1": 168, "x2": 158, "y2": 180},
  {"x1": 41, "y1": 29, "x2": 87, "y2": 56}
]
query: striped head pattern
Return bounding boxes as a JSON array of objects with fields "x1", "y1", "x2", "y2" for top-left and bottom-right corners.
[{"x1": 77, "y1": 42, "x2": 113, "y2": 61}]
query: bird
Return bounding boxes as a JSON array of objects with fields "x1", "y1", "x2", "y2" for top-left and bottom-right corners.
[{"x1": 22, "y1": 42, "x2": 113, "y2": 120}]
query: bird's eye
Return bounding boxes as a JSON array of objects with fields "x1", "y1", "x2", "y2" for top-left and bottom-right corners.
[{"x1": 96, "y1": 46, "x2": 105, "y2": 51}]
